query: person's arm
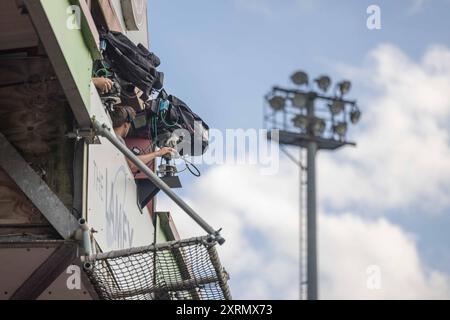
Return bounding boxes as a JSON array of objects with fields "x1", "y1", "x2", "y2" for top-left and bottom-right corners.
[
  {"x1": 126, "y1": 147, "x2": 175, "y2": 173},
  {"x1": 92, "y1": 77, "x2": 113, "y2": 94}
]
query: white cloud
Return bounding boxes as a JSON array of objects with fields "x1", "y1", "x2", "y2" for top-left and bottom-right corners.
[
  {"x1": 157, "y1": 162, "x2": 449, "y2": 299},
  {"x1": 321, "y1": 44, "x2": 450, "y2": 213},
  {"x1": 157, "y1": 163, "x2": 300, "y2": 299},
  {"x1": 156, "y1": 44, "x2": 450, "y2": 299},
  {"x1": 321, "y1": 213, "x2": 450, "y2": 299}
]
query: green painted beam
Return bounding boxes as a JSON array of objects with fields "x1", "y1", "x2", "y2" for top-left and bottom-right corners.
[
  {"x1": 25, "y1": 0, "x2": 102, "y2": 126},
  {"x1": 39, "y1": 0, "x2": 92, "y2": 108},
  {"x1": 70, "y1": 0, "x2": 102, "y2": 61}
]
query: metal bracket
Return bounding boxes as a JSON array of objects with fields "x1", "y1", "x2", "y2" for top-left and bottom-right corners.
[{"x1": 66, "y1": 127, "x2": 100, "y2": 144}]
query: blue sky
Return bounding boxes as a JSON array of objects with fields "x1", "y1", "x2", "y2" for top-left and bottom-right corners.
[
  {"x1": 148, "y1": 1, "x2": 450, "y2": 299},
  {"x1": 148, "y1": 0, "x2": 449, "y2": 130}
]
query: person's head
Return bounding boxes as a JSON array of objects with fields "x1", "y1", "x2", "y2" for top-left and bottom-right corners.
[{"x1": 111, "y1": 106, "x2": 136, "y2": 138}]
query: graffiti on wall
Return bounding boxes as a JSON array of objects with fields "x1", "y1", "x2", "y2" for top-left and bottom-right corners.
[{"x1": 92, "y1": 160, "x2": 134, "y2": 249}]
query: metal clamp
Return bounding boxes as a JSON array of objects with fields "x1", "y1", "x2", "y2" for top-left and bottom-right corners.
[{"x1": 66, "y1": 128, "x2": 100, "y2": 144}]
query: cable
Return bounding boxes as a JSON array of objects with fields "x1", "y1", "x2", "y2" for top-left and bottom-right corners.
[
  {"x1": 176, "y1": 166, "x2": 188, "y2": 174},
  {"x1": 160, "y1": 110, "x2": 178, "y2": 127},
  {"x1": 181, "y1": 157, "x2": 201, "y2": 177},
  {"x1": 94, "y1": 68, "x2": 113, "y2": 78}
]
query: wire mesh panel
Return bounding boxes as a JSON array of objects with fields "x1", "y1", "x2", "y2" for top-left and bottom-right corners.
[{"x1": 84, "y1": 237, "x2": 231, "y2": 300}]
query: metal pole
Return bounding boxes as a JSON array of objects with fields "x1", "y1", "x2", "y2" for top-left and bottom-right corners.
[
  {"x1": 79, "y1": 218, "x2": 92, "y2": 256},
  {"x1": 299, "y1": 147, "x2": 303, "y2": 300},
  {"x1": 306, "y1": 97, "x2": 318, "y2": 300},
  {"x1": 306, "y1": 140, "x2": 318, "y2": 300},
  {"x1": 92, "y1": 119, "x2": 225, "y2": 245}
]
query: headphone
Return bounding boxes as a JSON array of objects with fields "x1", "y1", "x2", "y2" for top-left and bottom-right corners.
[{"x1": 124, "y1": 107, "x2": 134, "y2": 125}]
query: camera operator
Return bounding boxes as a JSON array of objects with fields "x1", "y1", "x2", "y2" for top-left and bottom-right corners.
[{"x1": 110, "y1": 106, "x2": 175, "y2": 173}]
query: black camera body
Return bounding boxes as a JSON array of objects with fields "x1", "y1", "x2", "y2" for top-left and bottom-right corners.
[{"x1": 129, "y1": 94, "x2": 209, "y2": 157}]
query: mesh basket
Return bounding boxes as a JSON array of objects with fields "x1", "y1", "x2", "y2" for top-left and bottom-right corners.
[{"x1": 84, "y1": 236, "x2": 231, "y2": 300}]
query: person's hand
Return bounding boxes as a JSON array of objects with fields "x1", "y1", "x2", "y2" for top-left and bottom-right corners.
[
  {"x1": 92, "y1": 77, "x2": 113, "y2": 94},
  {"x1": 156, "y1": 147, "x2": 176, "y2": 157}
]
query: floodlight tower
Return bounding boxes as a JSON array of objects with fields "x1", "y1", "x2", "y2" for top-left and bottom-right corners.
[{"x1": 264, "y1": 71, "x2": 361, "y2": 300}]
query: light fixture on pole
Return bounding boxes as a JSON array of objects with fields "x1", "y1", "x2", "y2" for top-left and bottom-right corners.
[
  {"x1": 311, "y1": 117, "x2": 326, "y2": 136},
  {"x1": 315, "y1": 75, "x2": 331, "y2": 93},
  {"x1": 292, "y1": 92, "x2": 308, "y2": 108},
  {"x1": 268, "y1": 95, "x2": 286, "y2": 111},
  {"x1": 350, "y1": 108, "x2": 361, "y2": 124},
  {"x1": 291, "y1": 71, "x2": 309, "y2": 86},
  {"x1": 337, "y1": 80, "x2": 351, "y2": 96},
  {"x1": 333, "y1": 122, "x2": 348, "y2": 138},
  {"x1": 328, "y1": 100, "x2": 345, "y2": 115},
  {"x1": 264, "y1": 70, "x2": 361, "y2": 301},
  {"x1": 292, "y1": 115, "x2": 309, "y2": 130}
]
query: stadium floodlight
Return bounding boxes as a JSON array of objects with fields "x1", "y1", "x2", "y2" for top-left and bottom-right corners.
[
  {"x1": 292, "y1": 92, "x2": 308, "y2": 108},
  {"x1": 291, "y1": 71, "x2": 309, "y2": 86},
  {"x1": 328, "y1": 100, "x2": 345, "y2": 115},
  {"x1": 350, "y1": 108, "x2": 361, "y2": 124},
  {"x1": 264, "y1": 69, "x2": 361, "y2": 301},
  {"x1": 311, "y1": 117, "x2": 326, "y2": 136},
  {"x1": 333, "y1": 122, "x2": 348, "y2": 137},
  {"x1": 337, "y1": 80, "x2": 351, "y2": 96},
  {"x1": 292, "y1": 115, "x2": 309, "y2": 130},
  {"x1": 314, "y1": 75, "x2": 331, "y2": 93},
  {"x1": 268, "y1": 96, "x2": 286, "y2": 111}
]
